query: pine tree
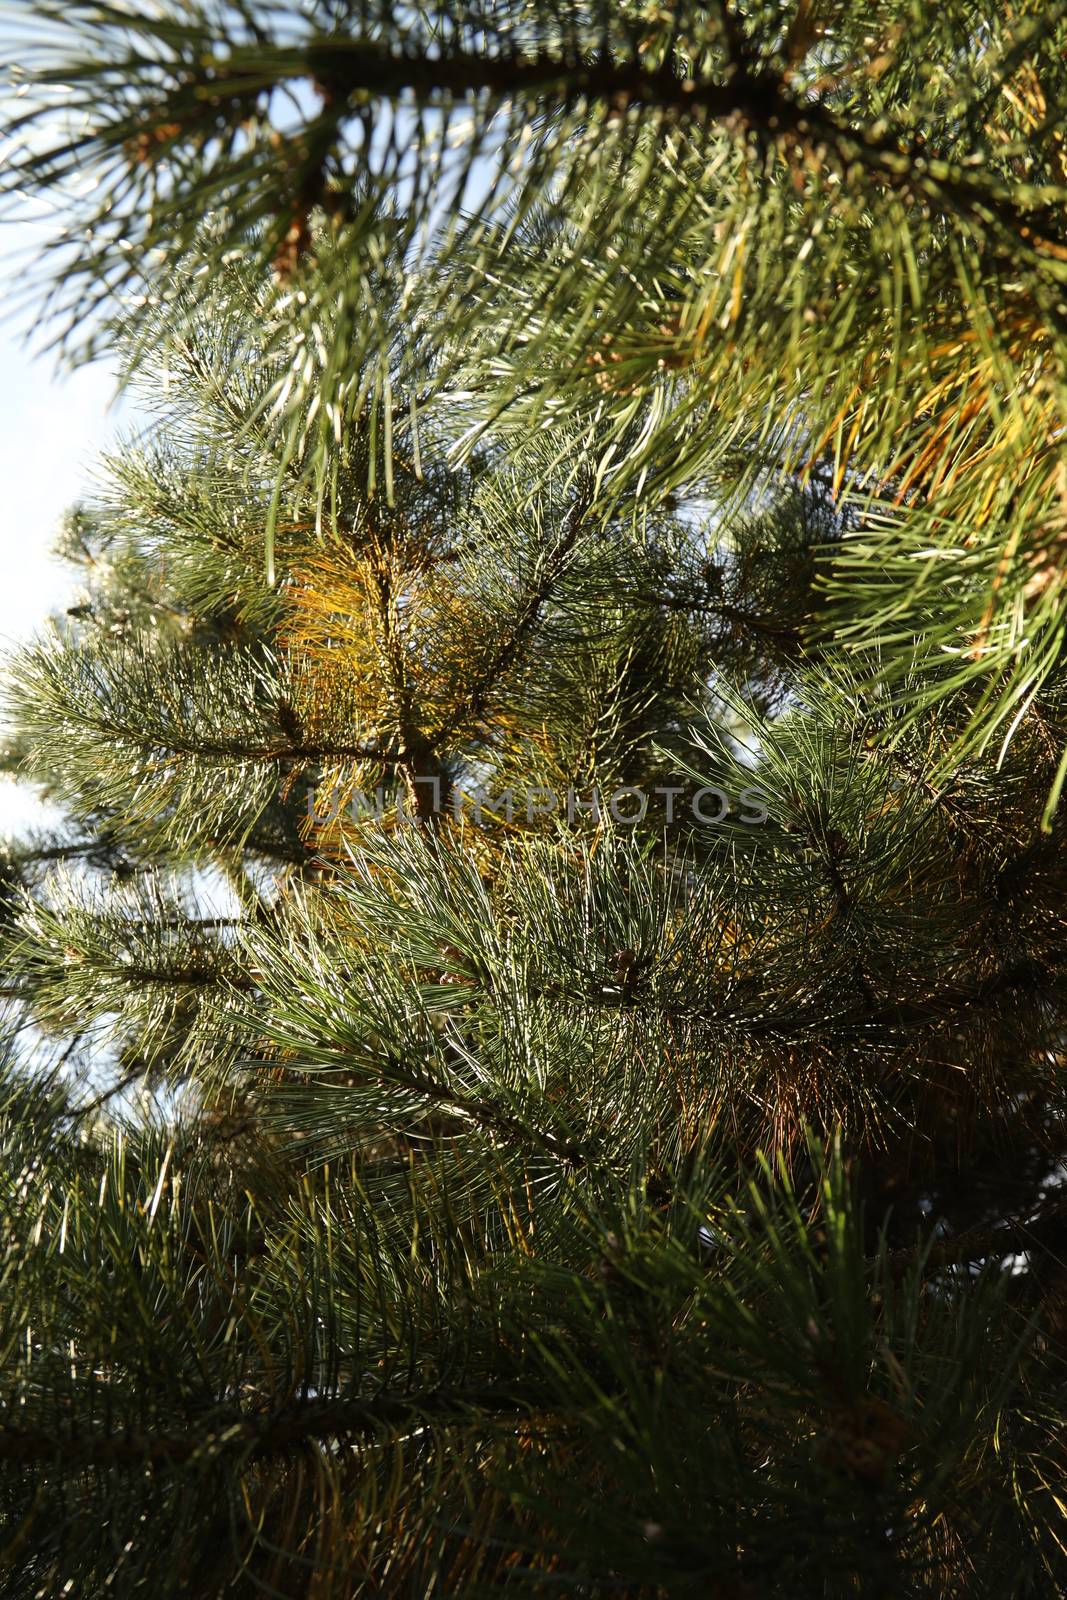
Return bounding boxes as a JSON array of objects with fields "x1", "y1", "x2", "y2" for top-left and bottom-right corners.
[
  {"x1": 1, "y1": 4, "x2": 1066, "y2": 1595},
  {"x1": 9, "y1": 1, "x2": 1067, "y2": 797}
]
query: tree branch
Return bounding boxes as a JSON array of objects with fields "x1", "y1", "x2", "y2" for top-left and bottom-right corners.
[
  {"x1": 886, "y1": 1202, "x2": 1067, "y2": 1278},
  {"x1": 0, "y1": 1386, "x2": 529, "y2": 1469},
  {"x1": 297, "y1": 41, "x2": 1063, "y2": 260}
]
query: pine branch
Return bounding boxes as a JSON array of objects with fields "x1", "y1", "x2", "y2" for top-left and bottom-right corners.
[
  {"x1": 172, "y1": 33, "x2": 1064, "y2": 263},
  {"x1": 888, "y1": 1201, "x2": 1067, "y2": 1277},
  {"x1": 432, "y1": 488, "x2": 591, "y2": 747},
  {"x1": 655, "y1": 591, "x2": 806, "y2": 650},
  {"x1": 0, "y1": 1386, "x2": 530, "y2": 1469}
]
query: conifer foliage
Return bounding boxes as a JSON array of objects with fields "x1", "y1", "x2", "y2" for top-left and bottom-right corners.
[{"x1": 1, "y1": 4, "x2": 1067, "y2": 1595}]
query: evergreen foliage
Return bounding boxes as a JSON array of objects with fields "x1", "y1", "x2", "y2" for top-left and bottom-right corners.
[{"x1": 1, "y1": 4, "x2": 1066, "y2": 1595}]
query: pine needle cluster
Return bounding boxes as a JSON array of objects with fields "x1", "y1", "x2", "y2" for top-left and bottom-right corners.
[{"x1": 1, "y1": 5, "x2": 1067, "y2": 1595}]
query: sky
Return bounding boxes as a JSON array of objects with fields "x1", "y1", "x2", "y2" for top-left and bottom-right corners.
[{"x1": 0, "y1": 311, "x2": 121, "y2": 839}]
